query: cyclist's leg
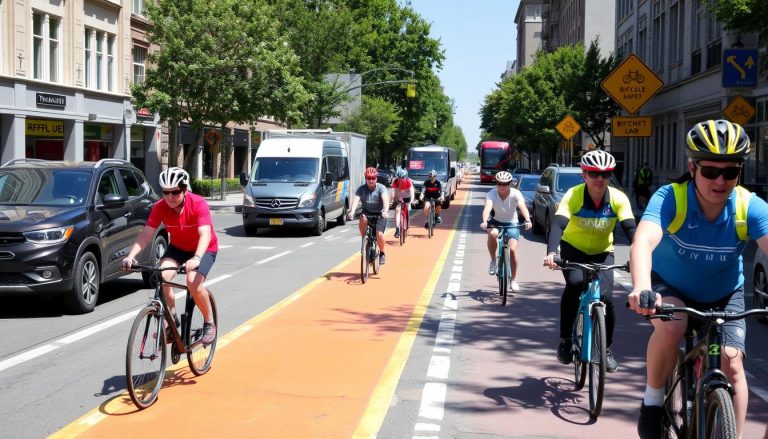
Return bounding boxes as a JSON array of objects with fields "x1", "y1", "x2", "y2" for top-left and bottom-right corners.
[
  {"x1": 375, "y1": 217, "x2": 387, "y2": 256},
  {"x1": 422, "y1": 200, "x2": 430, "y2": 217},
  {"x1": 595, "y1": 252, "x2": 616, "y2": 347},
  {"x1": 559, "y1": 244, "x2": 588, "y2": 341},
  {"x1": 646, "y1": 276, "x2": 688, "y2": 393},
  {"x1": 158, "y1": 245, "x2": 188, "y2": 316},
  {"x1": 507, "y1": 228, "x2": 521, "y2": 280},
  {"x1": 394, "y1": 204, "x2": 402, "y2": 229},
  {"x1": 435, "y1": 203, "x2": 442, "y2": 222},
  {"x1": 358, "y1": 213, "x2": 368, "y2": 236},
  {"x1": 187, "y1": 252, "x2": 216, "y2": 323},
  {"x1": 717, "y1": 290, "x2": 748, "y2": 434}
]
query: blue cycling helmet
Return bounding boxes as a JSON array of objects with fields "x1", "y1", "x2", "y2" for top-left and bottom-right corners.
[{"x1": 396, "y1": 167, "x2": 408, "y2": 178}]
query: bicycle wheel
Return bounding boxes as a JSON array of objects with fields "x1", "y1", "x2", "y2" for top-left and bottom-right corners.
[
  {"x1": 498, "y1": 245, "x2": 508, "y2": 306},
  {"x1": 372, "y1": 241, "x2": 380, "y2": 275},
  {"x1": 664, "y1": 348, "x2": 690, "y2": 438},
  {"x1": 588, "y1": 306, "x2": 607, "y2": 418},
  {"x1": 572, "y1": 311, "x2": 587, "y2": 390},
  {"x1": 403, "y1": 208, "x2": 408, "y2": 242},
  {"x1": 126, "y1": 306, "x2": 167, "y2": 409},
  {"x1": 428, "y1": 207, "x2": 434, "y2": 238},
  {"x1": 704, "y1": 387, "x2": 737, "y2": 438},
  {"x1": 361, "y1": 235, "x2": 369, "y2": 283},
  {"x1": 399, "y1": 208, "x2": 406, "y2": 246},
  {"x1": 186, "y1": 290, "x2": 218, "y2": 375}
]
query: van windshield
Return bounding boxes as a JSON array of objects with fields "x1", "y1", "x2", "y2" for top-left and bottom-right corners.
[
  {"x1": 252, "y1": 158, "x2": 319, "y2": 183},
  {"x1": 407, "y1": 151, "x2": 449, "y2": 178}
]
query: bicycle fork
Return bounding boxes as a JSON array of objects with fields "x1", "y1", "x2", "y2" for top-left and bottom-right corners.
[{"x1": 577, "y1": 281, "x2": 602, "y2": 363}]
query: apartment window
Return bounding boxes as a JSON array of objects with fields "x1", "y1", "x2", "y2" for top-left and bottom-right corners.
[
  {"x1": 85, "y1": 29, "x2": 115, "y2": 91},
  {"x1": 654, "y1": 125, "x2": 663, "y2": 169},
  {"x1": 668, "y1": 123, "x2": 678, "y2": 170},
  {"x1": 132, "y1": 0, "x2": 145, "y2": 16},
  {"x1": 669, "y1": 3, "x2": 679, "y2": 67},
  {"x1": 638, "y1": 16, "x2": 647, "y2": 61},
  {"x1": 705, "y1": 12, "x2": 722, "y2": 69},
  {"x1": 618, "y1": 0, "x2": 634, "y2": 20},
  {"x1": 618, "y1": 30, "x2": 634, "y2": 60},
  {"x1": 32, "y1": 12, "x2": 61, "y2": 82},
  {"x1": 652, "y1": 1, "x2": 666, "y2": 72},
  {"x1": 133, "y1": 47, "x2": 146, "y2": 84}
]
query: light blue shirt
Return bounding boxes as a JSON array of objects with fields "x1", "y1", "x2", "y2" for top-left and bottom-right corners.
[{"x1": 642, "y1": 182, "x2": 768, "y2": 302}]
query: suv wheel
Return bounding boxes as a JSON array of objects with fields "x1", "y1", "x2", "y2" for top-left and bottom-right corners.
[
  {"x1": 313, "y1": 209, "x2": 325, "y2": 236},
  {"x1": 142, "y1": 235, "x2": 167, "y2": 288},
  {"x1": 65, "y1": 251, "x2": 100, "y2": 314}
]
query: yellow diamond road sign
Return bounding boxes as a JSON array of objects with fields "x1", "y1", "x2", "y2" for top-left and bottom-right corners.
[
  {"x1": 601, "y1": 53, "x2": 664, "y2": 114},
  {"x1": 556, "y1": 115, "x2": 580, "y2": 140},
  {"x1": 723, "y1": 95, "x2": 755, "y2": 126}
]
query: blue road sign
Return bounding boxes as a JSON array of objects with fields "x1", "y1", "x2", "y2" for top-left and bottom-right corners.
[{"x1": 722, "y1": 49, "x2": 759, "y2": 88}]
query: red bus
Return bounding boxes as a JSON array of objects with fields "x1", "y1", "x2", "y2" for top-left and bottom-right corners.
[{"x1": 478, "y1": 141, "x2": 512, "y2": 183}]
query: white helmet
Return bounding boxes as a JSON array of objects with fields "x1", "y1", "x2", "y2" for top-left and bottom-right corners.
[
  {"x1": 495, "y1": 170, "x2": 513, "y2": 183},
  {"x1": 580, "y1": 150, "x2": 616, "y2": 171},
  {"x1": 159, "y1": 167, "x2": 190, "y2": 189}
]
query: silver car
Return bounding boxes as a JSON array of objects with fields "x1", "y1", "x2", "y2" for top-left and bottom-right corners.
[{"x1": 749, "y1": 245, "x2": 768, "y2": 323}]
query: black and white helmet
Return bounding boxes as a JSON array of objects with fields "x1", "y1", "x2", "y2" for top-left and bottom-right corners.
[
  {"x1": 580, "y1": 150, "x2": 616, "y2": 171},
  {"x1": 495, "y1": 170, "x2": 513, "y2": 183},
  {"x1": 158, "y1": 167, "x2": 190, "y2": 189}
]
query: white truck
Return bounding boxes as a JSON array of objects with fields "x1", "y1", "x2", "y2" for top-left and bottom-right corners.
[{"x1": 239, "y1": 129, "x2": 367, "y2": 236}]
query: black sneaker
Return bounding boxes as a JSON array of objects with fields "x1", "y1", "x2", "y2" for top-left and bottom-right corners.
[
  {"x1": 379, "y1": 253, "x2": 386, "y2": 265},
  {"x1": 394, "y1": 227, "x2": 400, "y2": 238},
  {"x1": 424, "y1": 222, "x2": 429, "y2": 229},
  {"x1": 436, "y1": 215, "x2": 442, "y2": 224},
  {"x1": 557, "y1": 338, "x2": 572, "y2": 364},
  {"x1": 606, "y1": 348, "x2": 618, "y2": 373},
  {"x1": 637, "y1": 402, "x2": 664, "y2": 439}
]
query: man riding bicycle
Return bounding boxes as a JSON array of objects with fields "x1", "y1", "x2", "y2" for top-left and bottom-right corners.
[
  {"x1": 122, "y1": 167, "x2": 218, "y2": 346},
  {"x1": 543, "y1": 149, "x2": 636, "y2": 373},
  {"x1": 627, "y1": 120, "x2": 768, "y2": 439},
  {"x1": 480, "y1": 170, "x2": 531, "y2": 292},
  {"x1": 391, "y1": 167, "x2": 415, "y2": 239},
  {"x1": 348, "y1": 167, "x2": 390, "y2": 265},
  {"x1": 420, "y1": 169, "x2": 444, "y2": 228}
]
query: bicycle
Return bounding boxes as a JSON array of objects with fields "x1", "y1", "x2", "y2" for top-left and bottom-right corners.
[
  {"x1": 397, "y1": 199, "x2": 410, "y2": 246},
  {"x1": 640, "y1": 301, "x2": 768, "y2": 438},
  {"x1": 360, "y1": 214, "x2": 381, "y2": 283},
  {"x1": 554, "y1": 259, "x2": 629, "y2": 418},
  {"x1": 490, "y1": 222, "x2": 525, "y2": 306},
  {"x1": 124, "y1": 264, "x2": 218, "y2": 409},
  {"x1": 423, "y1": 197, "x2": 441, "y2": 238}
]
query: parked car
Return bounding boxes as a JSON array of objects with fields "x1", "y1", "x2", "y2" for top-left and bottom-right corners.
[
  {"x1": 511, "y1": 173, "x2": 540, "y2": 213},
  {"x1": 750, "y1": 246, "x2": 768, "y2": 323},
  {"x1": 531, "y1": 164, "x2": 621, "y2": 242},
  {"x1": 377, "y1": 168, "x2": 394, "y2": 187},
  {"x1": 0, "y1": 159, "x2": 167, "y2": 313}
]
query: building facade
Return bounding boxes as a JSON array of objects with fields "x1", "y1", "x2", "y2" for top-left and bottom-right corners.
[{"x1": 514, "y1": 1, "x2": 544, "y2": 73}]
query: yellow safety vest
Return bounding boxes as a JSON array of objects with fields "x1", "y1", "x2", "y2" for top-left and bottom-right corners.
[{"x1": 667, "y1": 181, "x2": 750, "y2": 241}]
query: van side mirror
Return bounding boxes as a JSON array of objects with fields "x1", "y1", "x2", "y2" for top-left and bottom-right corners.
[
  {"x1": 239, "y1": 172, "x2": 248, "y2": 186},
  {"x1": 324, "y1": 172, "x2": 333, "y2": 186},
  {"x1": 450, "y1": 168, "x2": 456, "y2": 178},
  {"x1": 536, "y1": 184, "x2": 551, "y2": 194}
]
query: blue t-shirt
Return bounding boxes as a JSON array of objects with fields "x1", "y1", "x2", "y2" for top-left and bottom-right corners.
[{"x1": 642, "y1": 182, "x2": 768, "y2": 302}]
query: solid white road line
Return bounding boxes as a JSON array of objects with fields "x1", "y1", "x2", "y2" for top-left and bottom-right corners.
[{"x1": 256, "y1": 250, "x2": 293, "y2": 265}]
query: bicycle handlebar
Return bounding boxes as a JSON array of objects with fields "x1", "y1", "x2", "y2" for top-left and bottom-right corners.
[
  {"x1": 124, "y1": 262, "x2": 188, "y2": 274},
  {"x1": 553, "y1": 258, "x2": 630, "y2": 273},
  {"x1": 650, "y1": 304, "x2": 768, "y2": 322}
]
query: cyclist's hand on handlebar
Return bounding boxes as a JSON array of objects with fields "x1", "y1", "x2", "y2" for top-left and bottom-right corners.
[
  {"x1": 523, "y1": 220, "x2": 532, "y2": 230},
  {"x1": 381, "y1": 210, "x2": 389, "y2": 219},
  {"x1": 184, "y1": 257, "x2": 200, "y2": 274},
  {"x1": 121, "y1": 257, "x2": 138, "y2": 271},
  {"x1": 480, "y1": 221, "x2": 488, "y2": 230},
  {"x1": 543, "y1": 253, "x2": 558, "y2": 269},
  {"x1": 627, "y1": 289, "x2": 661, "y2": 316}
]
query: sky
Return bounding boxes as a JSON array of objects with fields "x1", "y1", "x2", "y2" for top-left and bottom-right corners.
[{"x1": 408, "y1": 0, "x2": 521, "y2": 150}]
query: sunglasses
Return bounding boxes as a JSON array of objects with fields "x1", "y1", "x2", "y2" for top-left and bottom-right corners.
[
  {"x1": 162, "y1": 189, "x2": 182, "y2": 196},
  {"x1": 366, "y1": 177, "x2": 377, "y2": 182},
  {"x1": 586, "y1": 170, "x2": 613, "y2": 179},
  {"x1": 496, "y1": 182, "x2": 510, "y2": 187},
  {"x1": 696, "y1": 164, "x2": 741, "y2": 180}
]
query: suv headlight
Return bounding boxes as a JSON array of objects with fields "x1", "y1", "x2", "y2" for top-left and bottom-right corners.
[
  {"x1": 23, "y1": 226, "x2": 74, "y2": 244},
  {"x1": 299, "y1": 193, "x2": 317, "y2": 207}
]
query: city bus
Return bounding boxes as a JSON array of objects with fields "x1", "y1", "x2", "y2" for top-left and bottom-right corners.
[{"x1": 478, "y1": 141, "x2": 512, "y2": 183}]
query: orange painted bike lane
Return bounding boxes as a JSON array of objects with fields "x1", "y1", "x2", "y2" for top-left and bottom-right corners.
[{"x1": 51, "y1": 188, "x2": 468, "y2": 439}]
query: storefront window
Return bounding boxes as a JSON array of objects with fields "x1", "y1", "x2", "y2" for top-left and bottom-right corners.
[
  {"x1": 84, "y1": 123, "x2": 113, "y2": 161},
  {"x1": 25, "y1": 119, "x2": 64, "y2": 160},
  {"x1": 130, "y1": 126, "x2": 145, "y2": 170}
]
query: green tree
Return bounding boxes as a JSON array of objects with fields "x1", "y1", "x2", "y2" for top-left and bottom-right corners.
[
  {"x1": 337, "y1": 96, "x2": 401, "y2": 163},
  {"x1": 707, "y1": 0, "x2": 768, "y2": 40},
  {"x1": 437, "y1": 125, "x2": 469, "y2": 160},
  {"x1": 132, "y1": 0, "x2": 307, "y2": 172}
]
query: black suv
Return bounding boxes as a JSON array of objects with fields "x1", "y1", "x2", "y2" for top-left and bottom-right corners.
[{"x1": 0, "y1": 159, "x2": 167, "y2": 313}]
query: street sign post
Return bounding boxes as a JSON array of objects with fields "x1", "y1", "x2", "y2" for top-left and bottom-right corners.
[
  {"x1": 723, "y1": 96, "x2": 755, "y2": 126},
  {"x1": 556, "y1": 115, "x2": 580, "y2": 140},
  {"x1": 601, "y1": 53, "x2": 664, "y2": 114},
  {"x1": 612, "y1": 116, "x2": 652, "y2": 137},
  {"x1": 722, "y1": 49, "x2": 759, "y2": 88}
]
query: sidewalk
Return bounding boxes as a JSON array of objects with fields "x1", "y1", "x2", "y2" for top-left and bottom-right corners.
[{"x1": 205, "y1": 190, "x2": 243, "y2": 213}]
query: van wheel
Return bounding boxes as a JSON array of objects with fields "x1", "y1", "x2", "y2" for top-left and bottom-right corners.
[
  {"x1": 442, "y1": 198, "x2": 451, "y2": 209},
  {"x1": 142, "y1": 235, "x2": 167, "y2": 288},
  {"x1": 337, "y1": 204, "x2": 347, "y2": 226},
  {"x1": 313, "y1": 210, "x2": 325, "y2": 236},
  {"x1": 244, "y1": 223, "x2": 258, "y2": 236},
  {"x1": 64, "y1": 251, "x2": 99, "y2": 314}
]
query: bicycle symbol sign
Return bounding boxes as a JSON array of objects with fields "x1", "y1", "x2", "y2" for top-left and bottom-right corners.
[
  {"x1": 556, "y1": 115, "x2": 581, "y2": 140},
  {"x1": 723, "y1": 95, "x2": 755, "y2": 125},
  {"x1": 601, "y1": 54, "x2": 664, "y2": 114}
]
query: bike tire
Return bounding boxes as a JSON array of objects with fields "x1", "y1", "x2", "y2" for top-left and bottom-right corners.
[
  {"x1": 126, "y1": 306, "x2": 167, "y2": 409},
  {"x1": 498, "y1": 245, "x2": 507, "y2": 306},
  {"x1": 588, "y1": 306, "x2": 607, "y2": 418},
  {"x1": 186, "y1": 290, "x2": 218, "y2": 376},
  {"x1": 361, "y1": 235, "x2": 369, "y2": 283},
  {"x1": 372, "y1": 241, "x2": 380, "y2": 275},
  {"x1": 664, "y1": 348, "x2": 690, "y2": 438},
  {"x1": 573, "y1": 312, "x2": 587, "y2": 390},
  {"x1": 399, "y1": 208, "x2": 406, "y2": 246},
  {"x1": 403, "y1": 208, "x2": 408, "y2": 242},
  {"x1": 428, "y1": 208, "x2": 433, "y2": 238},
  {"x1": 704, "y1": 387, "x2": 737, "y2": 439}
]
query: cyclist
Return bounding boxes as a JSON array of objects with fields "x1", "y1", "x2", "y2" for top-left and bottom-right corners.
[
  {"x1": 480, "y1": 170, "x2": 531, "y2": 292},
  {"x1": 348, "y1": 167, "x2": 390, "y2": 265},
  {"x1": 627, "y1": 120, "x2": 768, "y2": 439},
  {"x1": 420, "y1": 169, "x2": 444, "y2": 228},
  {"x1": 543, "y1": 149, "x2": 636, "y2": 373},
  {"x1": 390, "y1": 167, "x2": 415, "y2": 239},
  {"x1": 122, "y1": 167, "x2": 218, "y2": 345}
]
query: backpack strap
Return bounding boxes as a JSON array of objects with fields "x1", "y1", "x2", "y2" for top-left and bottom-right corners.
[{"x1": 667, "y1": 181, "x2": 750, "y2": 240}]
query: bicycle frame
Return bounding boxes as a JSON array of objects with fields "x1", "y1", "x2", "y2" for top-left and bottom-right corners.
[
  {"x1": 576, "y1": 278, "x2": 602, "y2": 363},
  {"x1": 147, "y1": 272, "x2": 197, "y2": 354}
]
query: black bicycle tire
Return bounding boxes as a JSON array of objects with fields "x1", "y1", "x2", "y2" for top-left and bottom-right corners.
[
  {"x1": 428, "y1": 208, "x2": 433, "y2": 238},
  {"x1": 126, "y1": 306, "x2": 167, "y2": 409},
  {"x1": 373, "y1": 239, "x2": 380, "y2": 275},
  {"x1": 573, "y1": 312, "x2": 587, "y2": 390},
  {"x1": 588, "y1": 306, "x2": 607, "y2": 418},
  {"x1": 664, "y1": 348, "x2": 689, "y2": 438},
  {"x1": 361, "y1": 234, "x2": 369, "y2": 283},
  {"x1": 403, "y1": 208, "x2": 408, "y2": 242},
  {"x1": 704, "y1": 387, "x2": 737, "y2": 439},
  {"x1": 400, "y1": 208, "x2": 406, "y2": 246},
  {"x1": 499, "y1": 245, "x2": 507, "y2": 306},
  {"x1": 186, "y1": 290, "x2": 218, "y2": 376}
]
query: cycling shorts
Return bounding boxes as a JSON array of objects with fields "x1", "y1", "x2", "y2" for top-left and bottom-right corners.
[
  {"x1": 488, "y1": 218, "x2": 520, "y2": 241},
  {"x1": 397, "y1": 198, "x2": 411, "y2": 205},
  {"x1": 651, "y1": 272, "x2": 746, "y2": 353},
  {"x1": 362, "y1": 211, "x2": 387, "y2": 234},
  {"x1": 161, "y1": 244, "x2": 217, "y2": 278}
]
